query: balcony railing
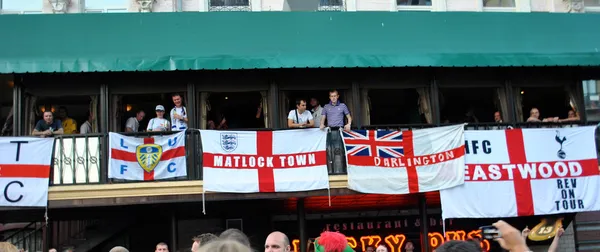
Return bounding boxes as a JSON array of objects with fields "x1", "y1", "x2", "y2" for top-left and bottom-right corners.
[
  {"x1": 208, "y1": 0, "x2": 251, "y2": 11},
  {"x1": 318, "y1": 0, "x2": 345, "y2": 11},
  {"x1": 49, "y1": 122, "x2": 598, "y2": 186}
]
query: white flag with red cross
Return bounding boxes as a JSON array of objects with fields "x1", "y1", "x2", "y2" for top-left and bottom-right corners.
[
  {"x1": 440, "y1": 127, "x2": 600, "y2": 219},
  {"x1": 200, "y1": 128, "x2": 329, "y2": 193},
  {"x1": 0, "y1": 137, "x2": 53, "y2": 207},
  {"x1": 342, "y1": 124, "x2": 466, "y2": 194},
  {"x1": 108, "y1": 131, "x2": 187, "y2": 181}
]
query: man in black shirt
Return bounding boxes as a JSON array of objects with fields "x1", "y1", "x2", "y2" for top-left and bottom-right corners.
[{"x1": 32, "y1": 111, "x2": 64, "y2": 138}]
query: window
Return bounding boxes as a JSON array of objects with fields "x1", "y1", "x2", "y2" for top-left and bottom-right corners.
[
  {"x1": 85, "y1": 0, "x2": 127, "y2": 13},
  {"x1": 319, "y1": 0, "x2": 344, "y2": 11},
  {"x1": 209, "y1": 0, "x2": 251, "y2": 11},
  {"x1": 1, "y1": 0, "x2": 42, "y2": 13},
  {"x1": 584, "y1": 0, "x2": 600, "y2": 6},
  {"x1": 515, "y1": 87, "x2": 573, "y2": 122},
  {"x1": 0, "y1": 78, "x2": 13, "y2": 136},
  {"x1": 584, "y1": 0, "x2": 600, "y2": 12},
  {"x1": 583, "y1": 80, "x2": 600, "y2": 121},
  {"x1": 439, "y1": 87, "x2": 503, "y2": 124},
  {"x1": 397, "y1": 0, "x2": 431, "y2": 6},
  {"x1": 483, "y1": 0, "x2": 516, "y2": 7},
  {"x1": 203, "y1": 92, "x2": 265, "y2": 129},
  {"x1": 397, "y1": 0, "x2": 431, "y2": 11},
  {"x1": 365, "y1": 89, "x2": 429, "y2": 126}
]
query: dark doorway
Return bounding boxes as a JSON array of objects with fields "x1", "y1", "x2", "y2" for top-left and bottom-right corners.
[
  {"x1": 208, "y1": 92, "x2": 264, "y2": 129},
  {"x1": 439, "y1": 88, "x2": 497, "y2": 123},
  {"x1": 518, "y1": 87, "x2": 571, "y2": 121},
  {"x1": 368, "y1": 89, "x2": 424, "y2": 125}
]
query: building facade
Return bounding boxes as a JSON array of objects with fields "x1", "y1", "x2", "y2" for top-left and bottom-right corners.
[
  {"x1": 0, "y1": 3, "x2": 599, "y2": 252},
  {"x1": 1, "y1": 0, "x2": 600, "y2": 13}
]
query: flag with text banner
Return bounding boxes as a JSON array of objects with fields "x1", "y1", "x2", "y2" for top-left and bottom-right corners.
[
  {"x1": 343, "y1": 124, "x2": 465, "y2": 194},
  {"x1": 0, "y1": 137, "x2": 53, "y2": 207},
  {"x1": 200, "y1": 128, "x2": 329, "y2": 193},
  {"x1": 108, "y1": 131, "x2": 186, "y2": 181},
  {"x1": 440, "y1": 127, "x2": 600, "y2": 219}
]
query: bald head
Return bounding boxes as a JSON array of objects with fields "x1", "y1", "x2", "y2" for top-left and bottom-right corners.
[
  {"x1": 109, "y1": 246, "x2": 129, "y2": 252},
  {"x1": 265, "y1": 231, "x2": 290, "y2": 252}
]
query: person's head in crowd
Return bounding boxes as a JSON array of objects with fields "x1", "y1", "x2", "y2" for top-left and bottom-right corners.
[
  {"x1": 220, "y1": 228, "x2": 251, "y2": 247},
  {"x1": 404, "y1": 241, "x2": 415, "y2": 252},
  {"x1": 0, "y1": 242, "x2": 19, "y2": 252},
  {"x1": 155, "y1": 105, "x2": 166, "y2": 118},
  {"x1": 136, "y1": 110, "x2": 145, "y2": 121},
  {"x1": 530, "y1": 108, "x2": 540, "y2": 119},
  {"x1": 313, "y1": 231, "x2": 354, "y2": 252},
  {"x1": 310, "y1": 98, "x2": 320, "y2": 108},
  {"x1": 433, "y1": 240, "x2": 480, "y2": 252},
  {"x1": 192, "y1": 233, "x2": 218, "y2": 252},
  {"x1": 49, "y1": 249, "x2": 58, "y2": 252},
  {"x1": 494, "y1": 111, "x2": 502, "y2": 123},
  {"x1": 109, "y1": 246, "x2": 129, "y2": 252},
  {"x1": 86, "y1": 110, "x2": 93, "y2": 122},
  {"x1": 265, "y1": 231, "x2": 291, "y2": 252},
  {"x1": 568, "y1": 109, "x2": 577, "y2": 118},
  {"x1": 43, "y1": 111, "x2": 54, "y2": 124},
  {"x1": 296, "y1": 99, "x2": 307, "y2": 113},
  {"x1": 58, "y1": 106, "x2": 68, "y2": 119},
  {"x1": 375, "y1": 244, "x2": 388, "y2": 252},
  {"x1": 365, "y1": 246, "x2": 375, "y2": 252},
  {"x1": 155, "y1": 242, "x2": 169, "y2": 252},
  {"x1": 198, "y1": 239, "x2": 252, "y2": 252},
  {"x1": 328, "y1": 90, "x2": 340, "y2": 104},
  {"x1": 172, "y1": 93, "x2": 183, "y2": 107}
]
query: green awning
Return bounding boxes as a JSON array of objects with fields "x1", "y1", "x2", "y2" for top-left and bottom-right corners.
[{"x1": 1, "y1": 11, "x2": 600, "y2": 73}]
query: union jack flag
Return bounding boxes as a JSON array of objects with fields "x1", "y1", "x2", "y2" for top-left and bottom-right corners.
[{"x1": 342, "y1": 130, "x2": 404, "y2": 158}]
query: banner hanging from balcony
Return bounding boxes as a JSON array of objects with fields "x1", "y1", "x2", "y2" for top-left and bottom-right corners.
[
  {"x1": 0, "y1": 137, "x2": 53, "y2": 207},
  {"x1": 200, "y1": 128, "x2": 329, "y2": 193},
  {"x1": 108, "y1": 131, "x2": 187, "y2": 181},
  {"x1": 440, "y1": 127, "x2": 600, "y2": 219},
  {"x1": 342, "y1": 124, "x2": 466, "y2": 194}
]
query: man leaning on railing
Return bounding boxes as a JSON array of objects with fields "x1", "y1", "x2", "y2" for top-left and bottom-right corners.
[{"x1": 32, "y1": 111, "x2": 64, "y2": 137}]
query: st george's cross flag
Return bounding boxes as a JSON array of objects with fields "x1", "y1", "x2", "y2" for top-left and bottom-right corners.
[
  {"x1": 108, "y1": 131, "x2": 187, "y2": 180},
  {"x1": 342, "y1": 124, "x2": 465, "y2": 194},
  {"x1": 440, "y1": 127, "x2": 600, "y2": 219},
  {"x1": 0, "y1": 137, "x2": 53, "y2": 207},
  {"x1": 200, "y1": 128, "x2": 329, "y2": 193}
]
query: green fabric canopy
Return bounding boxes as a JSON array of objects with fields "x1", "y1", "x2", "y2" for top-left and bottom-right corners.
[{"x1": 0, "y1": 11, "x2": 599, "y2": 73}]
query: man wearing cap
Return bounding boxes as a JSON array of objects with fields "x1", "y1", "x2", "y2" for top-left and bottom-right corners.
[{"x1": 147, "y1": 105, "x2": 171, "y2": 132}]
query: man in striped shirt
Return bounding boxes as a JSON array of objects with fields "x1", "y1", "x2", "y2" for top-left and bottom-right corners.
[{"x1": 319, "y1": 89, "x2": 352, "y2": 131}]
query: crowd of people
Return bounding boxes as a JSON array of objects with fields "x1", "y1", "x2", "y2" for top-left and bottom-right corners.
[{"x1": 0, "y1": 220, "x2": 559, "y2": 252}]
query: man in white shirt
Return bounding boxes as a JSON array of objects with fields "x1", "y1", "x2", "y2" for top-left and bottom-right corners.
[
  {"x1": 288, "y1": 99, "x2": 314, "y2": 128},
  {"x1": 80, "y1": 111, "x2": 93, "y2": 134},
  {"x1": 125, "y1": 110, "x2": 145, "y2": 132},
  {"x1": 147, "y1": 105, "x2": 170, "y2": 132},
  {"x1": 310, "y1": 98, "x2": 323, "y2": 128},
  {"x1": 170, "y1": 93, "x2": 188, "y2": 131}
]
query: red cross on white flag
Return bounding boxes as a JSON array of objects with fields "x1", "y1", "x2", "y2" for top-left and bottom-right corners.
[
  {"x1": 200, "y1": 128, "x2": 329, "y2": 193},
  {"x1": 441, "y1": 127, "x2": 600, "y2": 219}
]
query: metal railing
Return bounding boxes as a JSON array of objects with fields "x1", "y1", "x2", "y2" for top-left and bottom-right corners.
[
  {"x1": 318, "y1": 0, "x2": 345, "y2": 11},
  {"x1": 208, "y1": 0, "x2": 251, "y2": 11},
  {"x1": 52, "y1": 134, "x2": 103, "y2": 185},
  {"x1": 47, "y1": 122, "x2": 595, "y2": 186},
  {"x1": 1, "y1": 222, "x2": 44, "y2": 252}
]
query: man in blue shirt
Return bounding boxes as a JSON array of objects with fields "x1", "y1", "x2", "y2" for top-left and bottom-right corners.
[
  {"x1": 32, "y1": 111, "x2": 64, "y2": 138},
  {"x1": 320, "y1": 89, "x2": 352, "y2": 131}
]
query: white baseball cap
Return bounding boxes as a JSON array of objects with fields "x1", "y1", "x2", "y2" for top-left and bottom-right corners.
[{"x1": 155, "y1": 105, "x2": 165, "y2": 111}]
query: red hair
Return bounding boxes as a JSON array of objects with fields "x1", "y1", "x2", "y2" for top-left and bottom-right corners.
[{"x1": 318, "y1": 232, "x2": 348, "y2": 252}]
